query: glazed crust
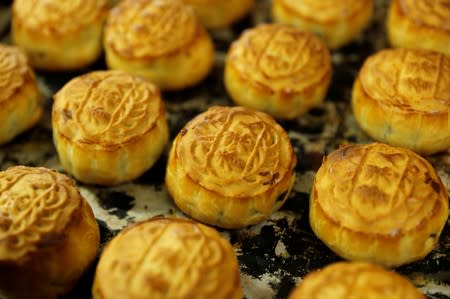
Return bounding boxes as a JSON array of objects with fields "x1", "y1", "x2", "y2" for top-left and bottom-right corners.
[
  {"x1": 12, "y1": 0, "x2": 109, "y2": 70},
  {"x1": 272, "y1": 0, "x2": 373, "y2": 49},
  {"x1": 387, "y1": 0, "x2": 450, "y2": 56},
  {"x1": 104, "y1": 0, "x2": 214, "y2": 90},
  {"x1": 289, "y1": 262, "x2": 425, "y2": 299},
  {"x1": 181, "y1": 0, "x2": 254, "y2": 29},
  {"x1": 52, "y1": 70, "x2": 169, "y2": 185},
  {"x1": 92, "y1": 217, "x2": 243, "y2": 299},
  {"x1": 0, "y1": 44, "x2": 42, "y2": 145},
  {"x1": 166, "y1": 106, "x2": 296, "y2": 228},
  {"x1": 0, "y1": 166, "x2": 100, "y2": 299},
  {"x1": 310, "y1": 143, "x2": 448, "y2": 267},
  {"x1": 225, "y1": 24, "x2": 331, "y2": 119},
  {"x1": 352, "y1": 48, "x2": 450, "y2": 155}
]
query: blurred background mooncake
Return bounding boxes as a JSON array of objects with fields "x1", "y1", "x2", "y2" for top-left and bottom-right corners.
[
  {"x1": 104, "y1": 0, "x2": 214, "y2": 90},
  {"x1": 0, "y1": 44, "x2": 42, "y2": 145},
  {"x1": 12, "y1": 0, "x2": 109, "y2": 71},
  {"x1": 387, "y1": 0, "x2": 450, "y2": 56},
  {"x1": 181, "y1": 0, "x2": 254, "y2": 29},
  {"x1": 272, "y1": 0, "x2": 373, "y2": 49}
]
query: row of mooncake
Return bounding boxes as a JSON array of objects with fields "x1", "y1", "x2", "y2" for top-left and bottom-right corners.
[{"x1": 0, "y1": 162, "x2": 435, "y2": 299}]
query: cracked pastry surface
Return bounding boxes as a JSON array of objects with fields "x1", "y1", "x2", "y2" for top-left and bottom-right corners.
[
  {"x1": 387, "y1": 0, "x2": 450, "y2": 55},
  {"x1": 0, "y1": 166, "x2": 100, "y2": 299},
  {"x1": 166, "y1": 106, "x2": 297, "y2": 228},
  {"x1": 310, "y1": 143, "x2": 448, "y2": 267},
  {"x1": 12, "y1": 0, "x2": 109, "y2": 71},
  {"x1": 0, "y1": 44, "x2": 42, "y2": 145},
  {"x1": 104, "y1": 0, "x2": 214, "y2": 90},
  {"x1": 225, "y1": 24, "x2": 332, "y2": 120},
  {"x1": 289, "y1": 262, "x2": 425, "y2": 299},
  {"x1": 352, "y1": 48, "x2": 450, "y2": 155},
  {"x1": 92, "y1": 217, "x2": 242, "y2": 299},
  {"x1": 52, "y1": 70, "x2": 169, "y2": 186},
  {"x1": 181, "y1": 0, "x2": 254, "y2": 29},
  {"x1": 272, "y1": 0, "x2": 373, "y2": 49}
]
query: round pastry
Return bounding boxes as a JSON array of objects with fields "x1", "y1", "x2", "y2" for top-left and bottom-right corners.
[
  {"x1": 272, "y1": 0, "x2": 373, "y2": 49},
  {"x1": 92, "y1": 217, "x2": 242, "y2": 299},
  {"x1": 225, "y1": 23, "x2": 332, "y2": 120},
  {"x1": 104, "y1": 0, "x2": 215, "y2": 91},
  {"x1": 181, "y1": 0, "x2": 254, "y2": 29},
  {"x1": 387, "y1": 0, "x2": 450, "y2": 56},
  {"x1": 166, "y1": 106, "x2": 297, "y2": 229},
  {"x1": 289, "y1": 262, "x2": 425, "y2": 299},
  {"x1": 0, "y1": 44, "x2": 42, "y2": 145},
  {"x1": 0, "y1": 166, "x2": 100, "y2": 299},
  {"x1": 310, "y1": 143, "x2": 449, "y2": 267},
  {"x1": 52, "y1": 70, "x2": 169, "y2": 186},
  {"x1": 12, "y1": 0, "x2": 109, "y2": 71},
  {"x1": 352, "y1": 48, "x2": 450, "y2": 155}
]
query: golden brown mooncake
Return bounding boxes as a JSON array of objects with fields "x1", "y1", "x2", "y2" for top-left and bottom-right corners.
[
  {"x1": 225, "y1": 24, "x2": 331, "y2": 120},
  {"x1": 0, "y1": 166, "x2": 100, "y2": 299},
  {"x1": 0, "y1": 44, "x2": 42, "y2": 145},
  {"x1": 288, "y1": 262, "x2": 425, "y2": 299},
  {"x1": 165, "y1": 106, "x2": 297, "y2": 229},
  {"x1": 52, "y1": 70, "x2": 169, "y2": 186},
  {"x1": 352, "y1": 48, "x2": 450, "y2": 155},
  {"x1": 181, "y1": 0, "x2": 254, "y2": 29},
  {"x1": 272, "y1": 0, "x2": 373, "y2": 49},
  {"x1": 92, "y1": 217, "x2": 243, "y2": 299},
  {"x1": 310, "y1": 143, "x2": 448, "y2": 267},
  {"x1": 12, "y1": 0, "x2": 109, "y2": 71},
  {"x1": 387, "y1": 0, "x2": 450, "y2": 56},
  {"x1": 104, "y1": 0, "x2": 215, "y2": 91}
]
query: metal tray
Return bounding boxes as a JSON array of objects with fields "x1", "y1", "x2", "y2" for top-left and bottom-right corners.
[{"x1": 0, "y1": 1, "x2": 449, "y2": 298}]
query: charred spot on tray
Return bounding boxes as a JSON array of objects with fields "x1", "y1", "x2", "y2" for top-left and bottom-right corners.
[
  {"x1": 237, "y1": 225, "x2": 279, "y2": 276},
  {"x1": 308, "y1": 107, "x2": 326, "y2": 117},
  {"x1": 97, "y1": 190, "x2": 134, "y2": 219},
  {"x1": 97, "y1": 219, "x2": 119, "y2": 245},
  {"x1": 276, "y1": 276, "x2": 297, "y2": 299}
]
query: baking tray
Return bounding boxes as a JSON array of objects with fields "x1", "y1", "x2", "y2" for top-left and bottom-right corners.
[{"x1": 0, "y1": 1, "x2": 449, "y2": 298}]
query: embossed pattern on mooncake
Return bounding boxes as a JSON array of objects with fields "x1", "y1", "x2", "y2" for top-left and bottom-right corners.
[
  {"x1": 0, "y1": 44, "x2": 31, "y2": 103},
  {"x1": 175, "y1": 106, "x2": 295, "y2": 197},
  {"x1": 13, "y1": 0, "x2": 109, "y2": 35},
  {"x1": 289, "y1": 262, "x2": 426, "y2": 299},
  {"x1": 95, "y1": 218, "x2": 241, "y2": 299},
  {"x1": 105, "y1": 0, "x2": 198, "y2": 59},
  {"x1": 53, "y1": 71, "x2": 163, "y2": 147},
  {"x1": 0, "y1": 166, "x2": 80, "y2": 261},
  {"x1": 228, "y1": 24, "x2": 331, "y2": 94},
  {"x1": 360, "y1": 48, "x2": 450, "y2": 113},
  {"x1": 399, "y1": 0, "x2": 450, "y2": 30},
  {"x1": 315, "y1": 143, "x2": 447, "y2": 235},
  {"x1": 279, "y1": 0, "x2": 371, "y2": 22}
]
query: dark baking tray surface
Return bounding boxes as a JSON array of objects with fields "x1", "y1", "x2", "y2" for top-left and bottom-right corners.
[{"x1": 0, "y1": 1, "x2": 449, "y2": 298}]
